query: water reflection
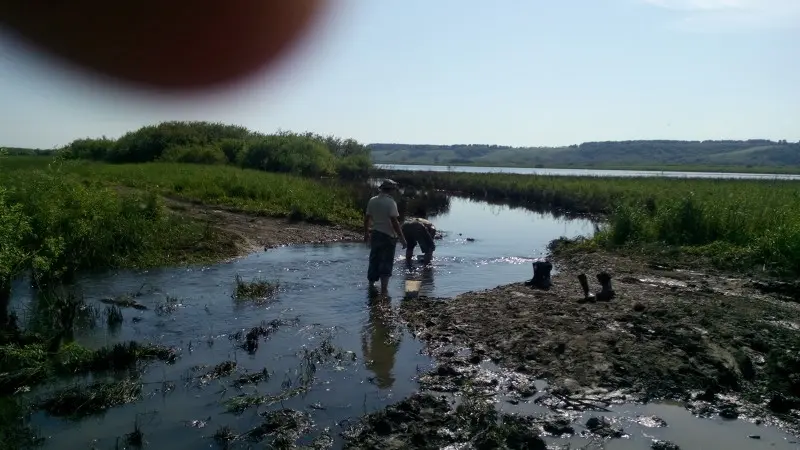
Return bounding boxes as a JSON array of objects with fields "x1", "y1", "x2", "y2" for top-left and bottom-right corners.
[{"x1": 361, "y1": 293, "x2": 400, "y2": 390}]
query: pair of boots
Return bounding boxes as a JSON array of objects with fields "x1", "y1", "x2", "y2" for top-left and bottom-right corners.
[
  {"x1": 525, "y1": 260, "x2": 553, "y2": 289},
  {"x1": 577, "y1": 272, "x2": 615, "y2": 302}
]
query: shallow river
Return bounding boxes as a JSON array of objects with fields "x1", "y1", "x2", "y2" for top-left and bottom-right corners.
[{"x1": 14, "y1": 198, "x2": 800, "y2": 449}]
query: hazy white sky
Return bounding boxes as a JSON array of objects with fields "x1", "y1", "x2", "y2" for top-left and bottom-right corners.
[{"x1": 0, "y1": 0, "x2": 797, "y2": 149}]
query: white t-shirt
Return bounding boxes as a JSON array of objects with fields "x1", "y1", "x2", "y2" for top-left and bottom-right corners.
[{"x1": 366, "y1": 194, "x2": 399, "y2": 237}]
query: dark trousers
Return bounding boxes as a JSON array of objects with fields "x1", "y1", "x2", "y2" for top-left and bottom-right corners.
[{"x1": 368, "y1": 230, "x2": 397, "y2": 283}]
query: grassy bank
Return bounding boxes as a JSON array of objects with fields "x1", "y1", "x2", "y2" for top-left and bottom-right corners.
[
  {"x1": 1, "y1": 159, "x2": 237, "y2": 286},
  {"x1": 380, "y1": 170, "x2": 800, "y2": 277},
  {"x1": 0, "y1": 155, "x2": 365, "y2": 322}
]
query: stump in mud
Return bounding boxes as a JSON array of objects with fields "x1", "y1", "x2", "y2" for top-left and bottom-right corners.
[{"x1": 525, "y1": 261, "x2": 552, "y2": 290}]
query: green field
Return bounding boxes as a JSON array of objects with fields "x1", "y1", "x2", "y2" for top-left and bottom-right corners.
[{"x1": 380, "y1": 170, "x2": 800, "y2": 277}]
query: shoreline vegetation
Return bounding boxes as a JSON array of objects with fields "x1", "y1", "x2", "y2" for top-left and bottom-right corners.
[
  {"x1": 3, "y1": 121, "x2": 800, "y2": 447},
  {"x1": 12, "y1": 148, "x2": 800, "y2": 176},
  {"x1": 376, "y1": 161, "x2": 800, "y2": 175},
  {"x1": 377, "y1": 169, "x2": 800, "y2": 279}
]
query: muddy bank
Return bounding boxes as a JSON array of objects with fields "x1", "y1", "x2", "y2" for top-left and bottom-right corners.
[
  {"x1": 343, "y1": 392, "x2": 548, "y2": 449},
  {"x1": 164, "y1": 197, "x2": 361, "y2": 254},
  {"x1": 400, "y1": 240, "x2": 800, "y2": 433}
]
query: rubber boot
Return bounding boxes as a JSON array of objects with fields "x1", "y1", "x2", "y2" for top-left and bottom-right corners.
[
  {"x1": 596, "y1": 272, "x2": 615, "y2": 301},
  {"x1": 577, "y1": 273, "x2": 595, "y2": 303},
  {"x1": 526, "y1": 261, "x2": 553, "y2": 289}
]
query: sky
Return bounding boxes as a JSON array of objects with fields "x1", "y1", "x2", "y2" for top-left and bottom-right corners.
[{"x1": 0, "y1": 0, "x2": 798, "y2": 149}]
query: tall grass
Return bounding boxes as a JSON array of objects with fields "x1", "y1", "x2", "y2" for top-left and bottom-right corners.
[
  {"x1": 1, "y1": 156, "x2": 366, "y2": 291},
  {"x1": 48, "y1": 159, "x2": 365, "y2": 227},
  {"x1": 381, "y1": 170, "x2": 800, "y2": 276}
]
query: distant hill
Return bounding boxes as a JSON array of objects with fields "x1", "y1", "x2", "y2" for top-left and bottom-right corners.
[{"x1": 369, "y1": 140, "x2": 800, "y2": 170}]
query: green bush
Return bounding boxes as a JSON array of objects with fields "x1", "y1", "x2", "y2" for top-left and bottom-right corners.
[
  {"x1": 108, "y1": 121, "x2": 252, "y2": 163},
  {"x1": 336, "y1": 154, "x2": 372, "y2": 180},
  {"x1": 58, "y1": 121, "x2": 373, "y2": 179},
  {"x1": 239, "y1": 133, "x2": 336, "y2": 177},
  {"x1": 160, "y1": 144, "x2": 228, "y2": 165},
  {"x1": 59, "y1": 138, "x2": 114, "y2": 161}
]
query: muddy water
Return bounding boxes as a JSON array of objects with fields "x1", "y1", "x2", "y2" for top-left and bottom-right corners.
[{"x1": 14, "y1": 197, "x2": 799, "y2": 449}]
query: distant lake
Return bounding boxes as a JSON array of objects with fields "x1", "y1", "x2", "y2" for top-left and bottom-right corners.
[{"x1": 374, "y1": 163, "x2": 800, "y2": 180}]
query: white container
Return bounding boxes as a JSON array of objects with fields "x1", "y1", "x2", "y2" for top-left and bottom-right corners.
[{"x1": 404, "y1": 280, "x2": 422, "y2": 298}]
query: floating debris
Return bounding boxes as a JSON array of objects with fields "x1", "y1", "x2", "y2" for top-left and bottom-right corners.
[{"x1": 99, "y1": 295, "x2": 148, "y2": 310}]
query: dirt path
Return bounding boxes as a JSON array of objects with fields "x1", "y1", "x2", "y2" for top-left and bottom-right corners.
[
  {"x1": 399, "y1": 240, "x2": 800, "y2": 432},
  {"x1": 163, "y1": 197, "x2": 361, "y2": 255}
]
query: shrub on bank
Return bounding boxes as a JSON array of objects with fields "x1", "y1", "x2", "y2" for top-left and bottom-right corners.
[
  {"x1": 58, "y1": 121, "x2": 373, "y2": 180},
  {"x1": 159, "y1": 144, "x2": 228, "y2": 165},
  {"x1": 0, "y1": 165, "x2": 236, "y2": 297}
]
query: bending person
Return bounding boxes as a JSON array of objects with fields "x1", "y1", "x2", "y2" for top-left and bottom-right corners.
[{"x1": 402, "y1": 218, "x2": 437, "y2": 265}]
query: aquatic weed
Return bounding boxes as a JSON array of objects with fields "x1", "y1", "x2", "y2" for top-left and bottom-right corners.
[
  {"x1": 0, "y1": 340, "x2": 177, "y2": 394},
  {"x1": 125, "y1": 418, "x2": 144, "y2": 448},
  {"x1": 246, "y1": 409, "x2": 312, "y2": 445},
  {"x1": 105, "y1": 305, "x2": 124, "y2": 328},
  {"x1": 233, "y1": 368, "x2": 270, "y2": 388},
  {"x1": 224, "y1": 387, "x2": 308, "y2": 415},
  {"x1": 40, "y1": 378, "x2": 142, "y2": 418},
  {"x1": 212, "y1": 425, "x2": 237, "y2": 449},
  {"x1": 233, "y1": 274, "x2": 280, "y2": 301},
  {"x1": 0, "y1": 397, "x2": 43, "y2": 450},
  {"x1": 229, "y1": 318, "x2": 300, "y2": 354},
  {"x1": 199, "y1": 361, "x2": 237, "y2": 385}
]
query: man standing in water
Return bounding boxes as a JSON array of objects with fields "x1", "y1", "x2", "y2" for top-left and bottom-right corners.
[
  {"x1": 402, "y1": 217, "x2": 437, "y2": 266},
  {"x1": 364, "y1": 179, "x2": 406, "y2": 295}
]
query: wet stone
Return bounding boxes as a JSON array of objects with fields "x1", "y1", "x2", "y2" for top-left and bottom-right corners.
[
  {"x1": 767, "y1": 392, "x2": 799, "y2": 414},
  {"x1": 585, "y1": 416, "x2": 624, "y2": 438},
  {"x1": 636, "y1": 415, "x2": 668, "y2": 428},
  {"x1": 694, "y1": 386, "x2": 718, "y2": 402},
  {"x1": 436, "y1": 365, "x2": 459, "y2": 377},
  {"x1": 542, "y1": 415, "x2": 575, "y2": 435},
  {"x1": 652, "y1": 440, "x2": 680, "y2": 450},
  {"x1": 688, "y1": 401, "x2": 714, "y2": 418},
  {"x1": 719, "y1": 403, "x2": 739, "y2": 419},
  {"x1": 510, "y1": 381, "x2": 537, "y2": 398}
]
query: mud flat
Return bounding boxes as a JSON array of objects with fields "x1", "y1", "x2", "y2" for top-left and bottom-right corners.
[
  {"x1": 389, "y1": 239, "x2": 800, "y2": 441},
  {"x1": 163, "y1": 196, "x2": 362, "y2": 254}
]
